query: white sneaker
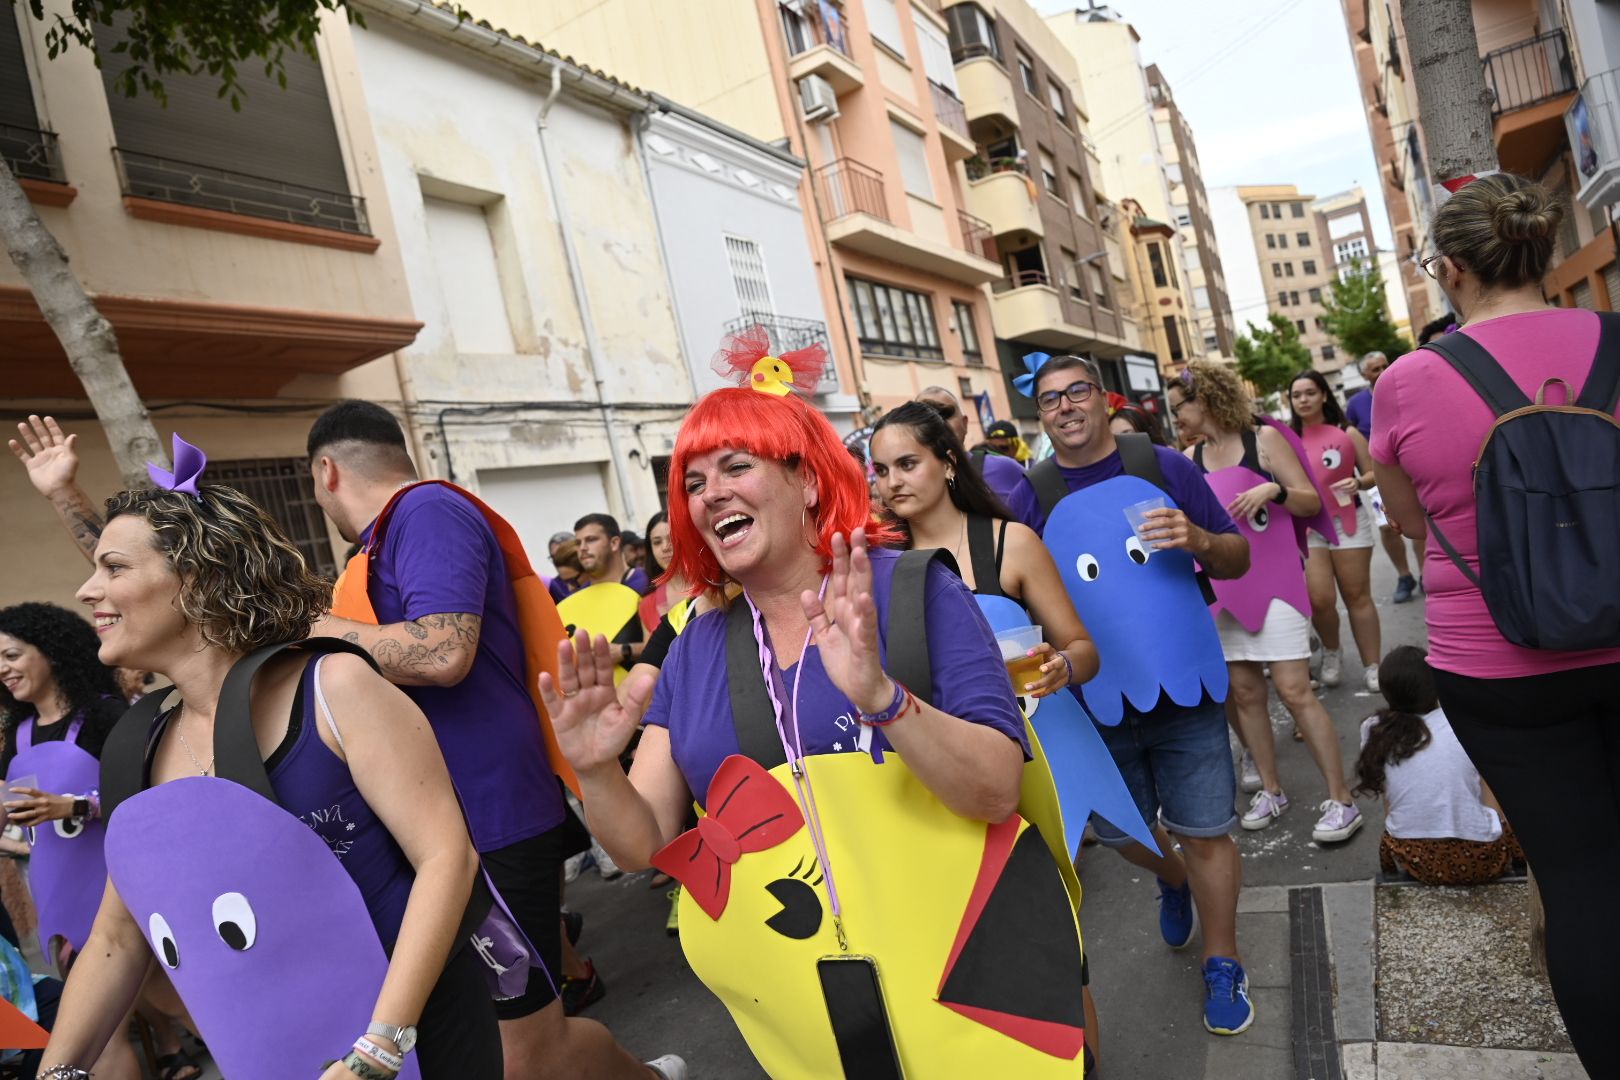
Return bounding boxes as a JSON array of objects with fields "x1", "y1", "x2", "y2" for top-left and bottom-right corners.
[
  {"x1": 564, "y1": 851, "x2": 588, "y2": 884},
  {"x1": 1312, "y1": 800, "x2": 1364, "y2": 843},
  {"x1": 1241, "y1": 789, "x2": 1290, "y2": 830},
  {"x1": 1239, "y1": 750, "x2": 1262, "y2": 794},
  {"x1": 1320, "y1": 648, "x2": 1343, "y2": 688},
  {"x1": 591, "y1": 838, "x2": 623, "y2": 881},
  {"x1": 1364, "y1": 665, "x2": 1380, "y2": 693},
  {"x1": 646, "y1": 1055, "x2": 688, "y2": 1080}
]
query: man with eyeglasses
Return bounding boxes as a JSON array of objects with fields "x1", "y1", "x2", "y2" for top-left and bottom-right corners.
[
  {"x1": 914, "y1": 387, "x2": 1043, "y2": 529},
  {"x1": 1021, "y1": 354, "x2": 1257, "y2": 1038}
]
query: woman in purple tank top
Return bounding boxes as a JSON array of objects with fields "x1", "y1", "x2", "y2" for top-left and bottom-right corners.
[{"x1": 36, "y1": 450, "x2": 503, "y2": 1080}]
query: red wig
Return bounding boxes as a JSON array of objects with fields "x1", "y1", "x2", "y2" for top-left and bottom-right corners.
[{"x1": 665, "y1": 387, "x2": 900, "y2": 596}]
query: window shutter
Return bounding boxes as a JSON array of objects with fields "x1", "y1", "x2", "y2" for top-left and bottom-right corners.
[
  {"x1": 890, "y1": 120, "x2": 932, "y2": 199},
  {"x1": 1, "y1": 14, "x2": 40, "y2": 131},
  {"x1": 867, "y1": 0, "x2": 906, "y2": 56},
  {"x1": 913, "y1": 13, "x2": 957, "y2": 93}
]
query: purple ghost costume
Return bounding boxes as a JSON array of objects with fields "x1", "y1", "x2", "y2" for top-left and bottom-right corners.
[
  {"x1": 103, "y1": 776, "x2": 423, "y2": 1080},
  {"x1": 1256, "y1": 417, "x2": 1339, "y2": 551},
  {"x1": 7, "y1": 716, "x2": 106, "y2": 953},
  {"x1": 1204, "y1": 466, "x2": 1312, "y2": 632}
]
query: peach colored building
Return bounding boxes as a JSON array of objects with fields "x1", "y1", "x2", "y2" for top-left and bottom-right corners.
[{"x1": 495, "y1": 0, "x2": 1014, "y2": 432}]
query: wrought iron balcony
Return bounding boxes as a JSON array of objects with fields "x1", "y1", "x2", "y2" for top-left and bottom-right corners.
[
  {"x1": 0, "y1": 124, "x2": 67, "y2": 184},
  {"x1": 814, "y1": 158, "x2": 887, "y2": 223},
  {"x1": 1485, "y1": 29, "x2": 1575, "y2": 116},
  {"x1": 930, "y1": 81, "x2": 970, "y2": 142},
  {"x1": 722, "y1": 313, "x2": 832, "y2": 355},
  {"x1": 112, "y1": 147, "x2": 370, "y2": 235},
  {"x1": 958, "y1": 209, "x2": 996, "y2": 262}
]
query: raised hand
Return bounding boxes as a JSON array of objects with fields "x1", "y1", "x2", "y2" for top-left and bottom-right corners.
[
  {"x1": 9, "y1": 415, "x2": 81, "y2": 499},
  {"x1": 539, "y1": 630, "x2": 651, "y2": 775},
  {"x1": 802, "y1": 529, "x2": 892, "y2": 714}
]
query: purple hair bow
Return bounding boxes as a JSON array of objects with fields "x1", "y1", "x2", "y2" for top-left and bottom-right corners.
[
  {"x1": 1012, "y1": 351, "x2": 1052, "y2": 398},
  {"x1": 147, "y1": 434, "x2": 208, "y2": 499}
]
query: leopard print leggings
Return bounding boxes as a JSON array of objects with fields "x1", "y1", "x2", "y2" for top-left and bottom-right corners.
[{"x1": 1379, "y1": 823, "x2": 1524, "y2": 886}]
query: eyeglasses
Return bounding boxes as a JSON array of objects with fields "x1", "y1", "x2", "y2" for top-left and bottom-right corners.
[
  {"x1": 1036, "y1": 380, "x2": 1100, "y2": 413},
  {"x1": 1419, "y1": 253, "x2": 1446, "y2": 279},
  {"x1": 1169, "y1": 395, "x2": 1193, "y2": 418}
]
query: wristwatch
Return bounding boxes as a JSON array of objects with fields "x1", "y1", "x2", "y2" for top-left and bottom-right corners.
[
  {"x1": 367, "y1": 1020, "x2": 418, "y2": 1055},
  {"x1": 71, "y1": 798, "x2": 91, "y2": 820}
]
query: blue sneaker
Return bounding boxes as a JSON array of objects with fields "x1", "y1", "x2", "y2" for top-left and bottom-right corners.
[
  {"x1": 1393, "y1": 575, "x2": 1417, "y2": 603},
  {"x1": 1156, "y1": 877, "x2": 1198, "y2": 949},
  {"x1": 1202, "y1": 956, "x2": 1255, "y2": 1035}
]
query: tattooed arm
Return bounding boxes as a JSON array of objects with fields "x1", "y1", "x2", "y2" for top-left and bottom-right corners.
[
  {"x1": 313, "y1": 611, "x2": 483, "y2": 688},
  {"x1": 9, "y1": 414, "x2": 103, "y2": 563}
]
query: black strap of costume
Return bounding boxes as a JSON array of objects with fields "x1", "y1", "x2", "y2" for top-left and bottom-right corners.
[
  {"x1": 1421, "y1": 331, "x2": 1532, "y2": 416},
  {"x1": 1240, "y1": 428, "x2": 1265, "y2": 477},
  {"x1": 965, "y1": 515, "x2": 1002, "y2": 599},
  {"x1": 1191, "y1": 441, "x2": 1205, "y2": 471},
  {"x1": 1027, "y1": 458, "x2": 1069, "y2": 516},
  {"x1": 1576, "y1": 311, "x2": 1620, "y2": 412},
  {"x1": 99, "y1": 691, "x2": 171, "y2": 822},
  {"x1": 1115, "y1": 432, "x2": 1167, "y2": 490},
  {"x1": 723, "y1": 550, "x2": 959, "y2": 766},
  {"x1": 994, "y1": 519, "x2": 1010, "y2": 581}
]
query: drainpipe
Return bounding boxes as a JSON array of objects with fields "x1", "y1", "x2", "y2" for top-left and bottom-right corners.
[{"x1": 536, "y1": 61, "x2": 639, "y2": 524}]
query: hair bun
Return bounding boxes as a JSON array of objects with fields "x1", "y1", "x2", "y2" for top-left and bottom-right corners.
[{"x1": 1492, "y1": 187, "x2": 1558, "y2": 243}]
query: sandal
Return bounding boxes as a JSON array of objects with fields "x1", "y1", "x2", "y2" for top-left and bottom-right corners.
[{"x1": 156, "y1": 1048, "x2": 203, "y2": 1080}]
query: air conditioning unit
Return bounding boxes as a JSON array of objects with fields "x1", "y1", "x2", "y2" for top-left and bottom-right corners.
[{"x1": 799, "y1": 75, "x2": 839, "y2": 123}]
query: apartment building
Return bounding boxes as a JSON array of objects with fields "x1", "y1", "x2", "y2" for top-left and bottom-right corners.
[
  {"x1": 1147, "y1": 64, "x2": 1235, "y2": 359},
  {"x1": 1, "y1": 2, "x2": 419, "y2": 607},
  {"x1": 942, "y1": 0, "x2": 1145, "y2": 424},
  {"x1": 1233, "y1": 185, "x2": 1348, "y2": 380},
  {"x1": 509, "y1": 0, "x2": 1012, "y2": 432}
]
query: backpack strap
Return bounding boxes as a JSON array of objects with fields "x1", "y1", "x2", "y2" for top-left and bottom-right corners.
[
  {"x1": 1116, "y1": 433, "x2": 1218, "y2": 605},
  {"x1": 885, "y1": 549, "x2": 957, "y2": 707},
  {"x1": 99, "y1": 691, "x2": 174, "y2": 821},
  {"x1": 1423, "y1": 512, "x2": 1483, "y2": 591},
  {"x1": 724, "y1": 602, "x2": 788, "y2": 771},
  {"x1": 1027, "y1": 458, "x2": 1070, "y2": 516},
  {"x1": 1576, "y1": 311, "x2": 1620, "y2": 413},
  {"x1": 1421, "y1": 331, "x2": 1532, "y2": 416},
  {"x1": 965, "y1": 514, "x2": 1002, "y2": 599}
]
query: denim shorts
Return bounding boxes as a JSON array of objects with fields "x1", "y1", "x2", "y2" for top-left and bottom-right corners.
[{"x1": 1089, "y1": 697, "x2": 1238, "y2": 846}]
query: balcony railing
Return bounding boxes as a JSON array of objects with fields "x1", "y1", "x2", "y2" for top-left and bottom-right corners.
[
  {"x1": 930, "y1": 81, "x2": 970, "y2": 142},
  {"x1": 0, "y1": 123, "x2": 67, "y2": 184},
  {"x1": 958, "y1": 209, "x2": 997, "y2": 262},
  {"x1": 785, "y1": 0, "x2": 851, "y2": 58},
  {"x1": 112, "y1": 147, "x2": 371, "y2": 236},
  {"x1": 1569, "y1": 68, "x2": 1620, "y2": 207},
  {"x1": 1485, "y1": 29, "x2": 1576, "y2": 116},
  {"x1": 723, "y1": 313, "x2": 837, "y2": 385},
  {"x1": 965, "y1": 155, "x2": 1026, "y2": 182},
  {"x1": 993, "y1": 268, "x2": 1050, "y2": 292},
  {"x1": 815, "y1": 158, "x2": 887, "y2": 223}
]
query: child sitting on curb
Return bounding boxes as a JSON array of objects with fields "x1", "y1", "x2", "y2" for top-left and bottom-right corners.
[{"x1": 1354, "y1": 646, "x2": 1523, "y2": 886}]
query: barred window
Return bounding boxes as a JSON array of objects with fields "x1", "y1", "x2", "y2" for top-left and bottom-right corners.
[
  {"x1": 725, "y1": 236, "x2": 774, "y2": 320},
  {"x1": 209, "y1": 457, "x2": 340, "y2": 578}
]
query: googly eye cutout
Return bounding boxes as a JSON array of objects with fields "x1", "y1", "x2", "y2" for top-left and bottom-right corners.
[
  {"x1": 150, "y1": 912, "x2": 179, "y2": 969},
  {"x1": 1251, "y1": 506, "x2": 1271, "y2": 532},
  {"x1": 1125, "y1": 536, "x2": 1150, "y2": 565},
  {"x1": 1075, "y1": 553, "x2": 1101, "y2": 582},
  {"x1": 1322, "y1": 448, "x2": 1343, "y2": 470},
  {"x1": 212, "y1": 892, "x2": 256, "y2": 951},
  {"x1": 52, "y1": 817, "x2": 85, "y2": 839}
]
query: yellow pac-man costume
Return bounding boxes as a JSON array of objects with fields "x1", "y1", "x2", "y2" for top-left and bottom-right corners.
[
  {"x1": 556, "y1": 583, "x2": 642, "y2": 686},
  {"x1": 653, "y1": 752, "x2": 1087, "y2": 1079}
]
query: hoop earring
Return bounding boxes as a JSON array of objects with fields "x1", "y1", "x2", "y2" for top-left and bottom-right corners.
[
  {"x1": 801, "y1": 504, "x2": 819, "y2": 550},
  {"x1": 946, "y1": 471, "x2": 957, "y2": 489}
]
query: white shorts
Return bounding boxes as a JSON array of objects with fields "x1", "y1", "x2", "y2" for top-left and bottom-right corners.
[
  {"x1": 1216, "y1": 601, "x2": 1312, "y2": 663},
  {"x1": 1307, "y1": 500, "x2": 1376, "y2": 551}
]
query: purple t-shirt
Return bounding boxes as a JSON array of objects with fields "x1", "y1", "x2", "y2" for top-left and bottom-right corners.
[
  {"x1": 548, "y1": 576, "x2": 585, "y2": 604},
  {"x1": 979, "y1": 453, "x2": 1042, "y2": 532},
  {"x1": 1044, "y1": 444, "x2": 1241, "y2": 539},
  {"x1": 642, "y1": 549, "x2": 1028, "y2": 807},
  {"x1": 1345, "y1": 388, "x2": 1373, "y2": 440},
  {"x1": 362, "y1": 485, "x2": 563, "y2": 851}
]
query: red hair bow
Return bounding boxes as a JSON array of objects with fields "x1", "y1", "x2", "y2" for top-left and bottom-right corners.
[
  {"x1": 650, "y1": 754, "x2": 805, "y2": 920},
  {"x1": 711, "y1": 324, "x2": 827, "y2": 396}
]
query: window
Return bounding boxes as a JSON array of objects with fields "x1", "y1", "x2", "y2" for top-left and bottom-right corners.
[
  {"x1": 1204, "y1": 333, "x2": 1219, "y2": 351},
  {"x1": 945, "y1": 3, "x2": 1001, "y2": 63},
  {"x1": 1297, "y1": 231, "x2": 1311, "y2": 246},
  {"x1": 1278, "y1": 291, "x2": 1289, "y2": 307},
  {"x1": 1315, "y1": 316, "x2": 1326, "y2": 330},
  {"x1": 423, "y1": 197, "x2": 516, "y2": 354},
  {"x1": 954, "y1": 300, "x2": 983, "y2": 364},
  {"x1": 914, "y1": 12, "x2": 958, "y2": 92},
  {"x1": 778, "y1": 2, "x2": 812, "y2": 55},
  {"x1": 1295, "y1": 319, "x2": 1307, "y2": 334},
  {"x1": 1163, "y1": 315, "x2": 1184, "y2": 362},
  {"x1": 1284, "y1": 262, "x2": 1295, "y2": 277},
  {"x1": 1048, "y1": 78, "x2": 1067, "y2": 121},
  {"x1": 1060, "y1": 247, "x2": 1085, "y2": 300},
  {"x1": 847, "y1": 276, "x2": 943, "y2": 360},
  {"x1": 1183, "y1": 246, "x2": 1201, "y2": 273},
  {"x1": 1303, "y1": 259, "x2": 1317, "y2": 275},
  {"x1": 1038, "y1": 148, "x2": 1059, "y2": 196},
  {"x1": 1272, "y1": 263, "x2": 1283, "y2": 278},
  {"x1": 1088, "y1": 262, "x2": 1110, "y2": 308},
  {"x1": 725, "y1": 236, "x2": 774, "y2": 320},
  {"x1": 1309, "y1": 287, "x2": 1322, "y2": 303},
  {"x1": 1175, "y1": 212, "x2": 1192, "y2": 228},
  {"x1": 868, "y1": 0, "x2": 906, "y2": 57},
  {"x1": 1271, "y1": 203, "x2": 1283, "y2": 218},
  {"x1": 1265, "y1": 234, "x2": 1276, "y2": 249},
  {"x1": 890, "y1": 120, "x2": 932, "y2": 199},
  {"x1": 1290, "y1": 290, "x2": 1300, "y2": 305},
  {"x1": 1017, "y1": 48, "x2": 1037, "y2": 94},
  {"x1": 1193, "y1": 285, "x2": 1210, "y2": 309},
  {"x1": 207, "y1": 457, "x2": 341, "y2": 577},
  {"x1": 1148, "y1": 243, "x2": 1169, "y2": 287},
  {"x1": 1290, "y1": 202, "x2": 1305, "y2": 218},
  {"x1": 1259, "y1": 204, "x2": 1271, "y2": 220},
  {"x1": 1068, "y1": 171, "x2": 1088, "y2": 218},
  {"x1": 1322, "y1": 344, "x2": 1337, "y2": 360},
  {"x1": 958, "y1": 377, "x2": 975, "y2": 398}
]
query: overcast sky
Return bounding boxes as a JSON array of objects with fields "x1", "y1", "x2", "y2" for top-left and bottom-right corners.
[{"x1": 1034, "y1": 0, "x2": 1395, "y2": 249}]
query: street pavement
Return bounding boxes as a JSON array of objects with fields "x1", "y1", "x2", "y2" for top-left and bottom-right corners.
[{"x1": 567, "y1": 553, "x2": 1434, "y2": 1079}]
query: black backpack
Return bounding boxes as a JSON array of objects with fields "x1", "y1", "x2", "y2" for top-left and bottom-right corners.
[{"x1": 1421, "y1": 316, "x2": 1620, "y2": 651}]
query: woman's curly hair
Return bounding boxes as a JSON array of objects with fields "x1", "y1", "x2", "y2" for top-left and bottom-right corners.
[
  {"x1": 1180, "y1": 360, "x2": 1257, "y2": 434},
  {"x1": 105, "y1": 485, "x2": 331, "y2": 654},
  {"x1": 0, "y1": 603, "x2": 119, "y2": 727}
]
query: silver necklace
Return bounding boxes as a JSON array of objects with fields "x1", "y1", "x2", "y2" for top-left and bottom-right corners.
[{"x1": 171, "y1": 701, "x2": 214, "y2": 777}]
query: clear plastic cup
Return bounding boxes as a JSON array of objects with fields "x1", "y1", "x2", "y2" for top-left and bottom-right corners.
[
  {"x1": 995, "y1": 625, "x2": 1045, "y2": 691},
  {"x1": 1123, "y1": 496, "x2": 1167, "y2": 545},
  {"x1": 0, "y1": 775, "x2": 38, "y2": 820}
]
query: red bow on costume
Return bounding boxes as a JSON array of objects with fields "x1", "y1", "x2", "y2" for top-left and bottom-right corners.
[{"x1": 651, "y1": 755, "x2": 805, "y2": 921}]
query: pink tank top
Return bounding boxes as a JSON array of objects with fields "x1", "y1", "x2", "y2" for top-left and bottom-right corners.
[{"x1": 1300, "y1": 423, "x2": 1358, "y2": 536}]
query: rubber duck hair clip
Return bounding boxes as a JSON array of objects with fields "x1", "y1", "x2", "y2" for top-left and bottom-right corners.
[
  {"x1": 147, "y1": 433, "x2": 209, "y2": 502},
  {"x1": 711, "y1": 324, "x2": 827, "y2": 397}
]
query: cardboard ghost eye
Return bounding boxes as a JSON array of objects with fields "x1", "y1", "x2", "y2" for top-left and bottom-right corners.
[
  {"x1": 1074, "y1": 553, "x2": 1100, "y2": 582},
  {"x1": 149, "y1": 911, "x2": 180, "y2": 969},
  {"x1": 213, "y1": 892, "x2": 257, "y2": 951},
  {"x1": 1124, "y1": 535, "x2": 1150, "y2": 564},
  {"x1": 53, "y1": 816, "x2": 86, "y2": 839},
  {"x1": 1321, "y1": 447, "x2": 1342, "y2": 470},
  {"x1": 1251, "y1": 506, "x2": 1271, "y2": 532}
]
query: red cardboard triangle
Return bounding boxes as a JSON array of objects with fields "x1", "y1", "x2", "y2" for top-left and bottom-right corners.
[{"x1": 0, "y1": 996, "x2": 48, "y2": 1049}]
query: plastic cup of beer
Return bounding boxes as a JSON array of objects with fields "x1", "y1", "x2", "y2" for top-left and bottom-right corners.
[
  {"x1": 1123, "y1": 496, "x2": 1167, "y2": 547},
  {"x1": 996, "y1": 625, "x2": 1046, "y2": 692}
]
